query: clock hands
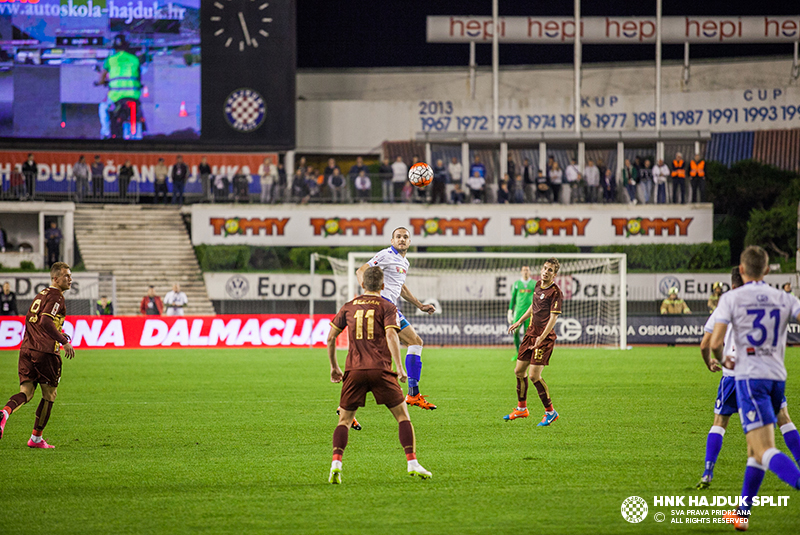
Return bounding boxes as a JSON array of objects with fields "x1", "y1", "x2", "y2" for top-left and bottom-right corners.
[{"x1": 238, "y1": 12, "x2": 252, "y2": 47}]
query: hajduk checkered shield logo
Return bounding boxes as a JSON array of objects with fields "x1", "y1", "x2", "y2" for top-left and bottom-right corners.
[
  {"x1": 224, "y1": 89, "x2": 266, "y2": 132},
  {"x1": 621, "y1": 496, "x2": 648, "y2": 523}
]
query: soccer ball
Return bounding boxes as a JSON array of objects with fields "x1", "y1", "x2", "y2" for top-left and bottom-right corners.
[{"x1": 408, "y1": 162, "x2": 434, "y2": 188}]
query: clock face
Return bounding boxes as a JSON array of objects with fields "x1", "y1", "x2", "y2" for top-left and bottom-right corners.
[{"x1": 211, "y1": 0, "x2": 274, "y2": 52}]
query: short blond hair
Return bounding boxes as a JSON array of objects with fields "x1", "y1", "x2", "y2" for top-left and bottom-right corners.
[{"x1": 50, "y1": 262, "x2": 70, "y2": 279}]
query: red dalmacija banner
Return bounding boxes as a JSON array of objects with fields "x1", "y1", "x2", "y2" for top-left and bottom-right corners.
[{"x1": 0, "y1": 315, "x2": 334, "y2": 350}]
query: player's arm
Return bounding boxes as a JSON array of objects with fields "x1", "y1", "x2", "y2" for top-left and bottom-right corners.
[
  {"x1": 401, "y1": 284, "x2": 435, "y2": 314},
  {"x1": 355, "y1": 262, "x2": 370, "y2": 290},
  {"x1": 509, "y1": 303, "x2": 533, "y2": 333},
  {"x1": 709, "y1": 323, "x2": 729, "y2": 368},
  {"x1": 699, "y1": 331, "x2": 721, "y2": 372},
  {"x1": 327, "y1": 324, "x2": 343, "y2": 383},
  {"x1": 534, "y1": 312, "x2": 559, "y2": 348},
  {"x1": 386, "y1": 327, "x2": 406, "y2": 383},
  {"x1": 508, "y1": 284, "x2": 517, "y2": 323}
]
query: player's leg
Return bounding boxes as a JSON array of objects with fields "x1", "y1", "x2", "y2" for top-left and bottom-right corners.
[
  {"x1": 399, "y1": 323, "x2": 436, "y2": 410},
  {"x1": 777, "y1": 402, "x2": 800, "y2": 465},
  {"x1": 503, "y1": 359, "x2": 530, "y2": 421},
  {"x1": 528, "y1": 343, "x2": 559, "y2": 426},
  {"x1": 698, "y1": 377, "x2": 738, "y2": 488},
  {"x1": 0, "y1": 381, "x2": 35, "y2": 440},
  {"x1": 28, "y1": 384, "x2": 56, "y2": 449},
  {"x1": 388, "y1": 402, "x2": 431, "y2": 479},
  {"x1": 697, "y1": 414, "x2": 730, "y2": 489},
  {"x1": 330, "y1": 408, "x2": 356, "y2": 484},
  {"x1": 336, "y1": 407, "x2": 361, "y2": 431}
]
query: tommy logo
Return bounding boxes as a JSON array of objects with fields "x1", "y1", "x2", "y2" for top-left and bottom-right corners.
[
  {"x1": 310, "y1": 217, "x2": 388, "y2": 236},
  {"x1": 409, "y1": 218, "x2": 489, "y2": 236},
  {"x1": 396, "y1": 267, "x2": 407, "y2": 274},
  {"x1": 210, "y1": 217, "x2": 289, "y2": 236},
  {"x1": 611, "y1": 218, "x2": 693, "y2": 236},
  {"x1": 510, "y1": 218, "x2": 589, "y2": 236}
]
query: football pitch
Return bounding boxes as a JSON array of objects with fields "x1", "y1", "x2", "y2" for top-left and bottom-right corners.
[{"x1": 1, "y1": 346, "x2": 799, "y2": 534}]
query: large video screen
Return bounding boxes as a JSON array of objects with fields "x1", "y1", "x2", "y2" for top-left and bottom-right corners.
[{"x1": 0, "y1": 0, "x2": 200, "y2": 141}]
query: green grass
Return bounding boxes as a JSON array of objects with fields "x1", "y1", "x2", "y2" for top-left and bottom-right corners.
[{"x1": 1, "y1": 346, "x2": 799, "y2": 534}]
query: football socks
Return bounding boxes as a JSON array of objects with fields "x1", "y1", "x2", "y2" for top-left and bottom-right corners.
[
  {"x1": 703, "y1": 426, "x2": 726, "y2": 480},
  {"x1": 762, "y1": 447, "x2": 800, "y2": 489},
  {"x1": 405, "y1": 346, "x2": 423, "y2": 396},
  {"x1": 780, "y1": 423, "x2": 800, "y2": 465},
  {"x1": 4, "y1": 392, "x2": 28, "y2": 414},
  {"x1": 33, "y1": 399, "x2": 53, "y2": 434},
  {"x1": 332, "y1": 424, "x2": 348, "y2": 462},
  {"x1": 399, "y1": 420, "x2": 416, "y2": 460},
  {"x1": 516, "y1": 377, "x2": 528, "y2": 402},
  {"x1": 533, "y1": 379, "x2": 551, "y2": 409},
  {"x1": 738, "y1": 457, "x2": 766, "y2": 516}
]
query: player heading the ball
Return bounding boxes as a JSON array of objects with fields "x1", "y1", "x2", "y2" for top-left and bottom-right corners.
[{"x1": 327, "y1": 266, "x2": 431, "y2": 484}]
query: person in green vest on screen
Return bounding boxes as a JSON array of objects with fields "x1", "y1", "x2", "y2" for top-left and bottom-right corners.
[{"x1": 96, "y1": 34, "x2": 142, "y2": 139}]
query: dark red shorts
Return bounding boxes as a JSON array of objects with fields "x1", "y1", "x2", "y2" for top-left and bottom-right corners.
[
  {"x1": 18, "y1": 348, "x2": 62, "y2": 387},
  {"x1": 339, "y1": 369, "x2": 405, "y2": 411},
  {"x1": 518, "y1": 332, "x2": 556, "y2": 366}
]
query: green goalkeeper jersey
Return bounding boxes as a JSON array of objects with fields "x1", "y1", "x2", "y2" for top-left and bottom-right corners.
[{"x1": 509, "y1": 278, "x2": 537, "y2": 319}]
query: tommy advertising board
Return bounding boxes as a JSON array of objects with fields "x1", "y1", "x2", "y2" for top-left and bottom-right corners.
[
  {"x1": 191, "y1": 203, "x2": 712, "y2": 247},
  {"x1": 0, "y1": 314, "x2": 333, "y2": 350}
]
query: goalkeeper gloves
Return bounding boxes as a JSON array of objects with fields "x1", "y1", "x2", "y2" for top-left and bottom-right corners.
[{"x1": 507, "y1": 310, "x2": 514, "y2": 324}]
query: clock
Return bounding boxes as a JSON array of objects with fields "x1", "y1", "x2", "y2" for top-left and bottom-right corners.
[{"x1": 210, "y1": 0, "x2": 274, "y2": 52}]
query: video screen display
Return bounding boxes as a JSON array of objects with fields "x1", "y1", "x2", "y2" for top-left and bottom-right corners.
[{"x1": 0, "y1": 0, "x2": 200, "y2": 141}]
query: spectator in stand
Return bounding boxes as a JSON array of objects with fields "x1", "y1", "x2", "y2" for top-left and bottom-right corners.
[
  {"x1": 639, "y1": 159, "x2": 654, "y2": 204},
  {"x1": 379, "y1": 157, "x2": 393, "y2": 203},
  {"x1": 602, "y1": 167, "x2": 616, "y2": 203},
  {"x1": 660, "y1": 287, "x2": 691, "y2": 315},
  {"x1": 45, "y1": 221, "x2": 62, "y2": 266},
  {"x1": 323, "y1": 158, "x2": 339, "y2": 202},
  {"x1": 259, "y1": 157, "x2": 277, "y2": 204},
  {"x1": 95, "y1": 295, "x2": 113, "y2": 316},
  {"x1": 349, "y1": 156, "x2": 368, "y2": 202},
  {"x1": 653, "y1": 158, "x2": 670, "y2": 204},
  {"x1": 707, "y1": 282, "x2": 723, "y2": 313},
  {"x1": 91, "y1": 155, "x2": 105, "y2": 199},
  {"x1": 622, "y1": 159, "x2": 638, "y2": 204},
  {"x1": 391, "y1": 156, "x2": 408, "y2": 203},
  {"x1": 565, "y1": 158, "x2": 583, "y2": 204},
  {"x1": 450, "y1": 183, "x2": 466, "y2": 204},
  {"x1": 118, "y1": 159, "x2": 134, "y2": 201},
  {"x1": 536, "y1": 169, "x2": 552, "y2": 203},
  {"x1": 448, "y1": 155, "x2": 462, "y2": 189},
  {"x1": 506, "y1": 156, "x2": 516, "y2": 184},
  {"x1": 213, "y1": 173, "x2": 229, "y2": 202},
  {"x1": 292, "y1": 168, "x2": 310, "y2": 204},
  {"x1": 72, "y1": 155, "x2": 90, "y2": 202},
  {"x1": 690, "y1": 153, "x2": 706, "y2": 203},
  {"x1": 1, "y1": 282, "x2": 17, "y2": 316},
  {"x1": 276, "y1": 162, "x2": 287, "y2": 203},
  {"x1": 469, "y1": 155, "x2": 486, "y2": 182},
  {"x1": 467, "y1": 169, "x2": 485, "y2": 203},
  {"x1": 522, "y1": 158, "x2": 536, "y2": 202},
  {"x1": 431, "y1": 159, "x2": 448, "y2": 204},
  {"x1": 354, "y1": 169, "x2": 371, "y2": 202},
  {"x1": 154, "y1": 158, "x2": 168, "y2": 203},
  {"x1": 140, "y1": 286, "x2": 163, "y2": 315},
  {"x1": 583, "y1": 159, "x2": 600, "y2": 203},
  {"x1": 22, "y1": 154, "x2": 37, "y2": 200},
  {"x1": 512, "y1": 174, "x2": 525, "y2": 204},
  {"x1": 171, "y1": 155, "x2": 188, "y2": 205},
  {"x1": 198, "y1": 156, "x2": 212, "y2": 202},
  {"x1": 306, "y1": 166, "x2": 321, "y2": 202},
  {"x1": 328, "y1": 167, "x2": 347, "y2": 203},
  {"x1": 548, "y1": 161, "x2": 563, "y2": 204},
  {"x1": 164, "y1": 283, "x2": 188, "y2": 316},
  {"x1": 497, "y1": 176, "x2": 511, "y2": 204},
  {"x1": 671, "y1": 152, "x2": 687, "y2": 204}
]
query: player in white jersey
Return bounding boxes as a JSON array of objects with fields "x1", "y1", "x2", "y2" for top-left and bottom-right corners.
[
  {"x1": 697, "y1": 268, "x2": 800, "y2": 491},
  {"x1": 356, "y1": 227, "x2": 437, "y2": 409},
  {"x1": 710, "y1": 246, "x2": 800, "y2": 531}
]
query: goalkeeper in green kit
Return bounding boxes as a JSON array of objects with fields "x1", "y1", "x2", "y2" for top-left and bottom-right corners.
[{"x1": 508, "y1": 265, "x2": 537, "y2": 358}]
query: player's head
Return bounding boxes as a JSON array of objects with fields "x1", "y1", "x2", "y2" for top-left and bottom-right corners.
[
  {"x1": 50, "y1": 262, "x2": 72, "y2": 291},
  {"x1": 520, "y1": 265, "x2": 531, "y2": 279},
  {"x1": 731, "y1": 266, "x2": 744, "y2": 289},
  {"x1": 739, "y1": 245, "x2": 768, "y2": 280},
  {"x1": 362, "y1": 266, "x2": 384, "y2": 292},
  {"x1": 541, "y1": 258, "x2": 559, "y2": 283},
  {"x1": 391, "y1": 227, "x2": 410, "y2": 252}
]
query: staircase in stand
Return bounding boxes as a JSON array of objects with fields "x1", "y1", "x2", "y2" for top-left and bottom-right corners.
[{"x1": 74, "y1": 205, "x2": 215, "y2": 316}]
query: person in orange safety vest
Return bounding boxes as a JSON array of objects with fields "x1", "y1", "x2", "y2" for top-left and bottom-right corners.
[
  {"x1": 671, "y1": 152, "x2": 687, "y2": 204},
  {"x1": 690, "y1": 153, "x2": 706, "y2": 203}
]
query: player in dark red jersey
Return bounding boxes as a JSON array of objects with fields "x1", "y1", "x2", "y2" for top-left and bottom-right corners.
[
  {"x1": 0, "y1": 262, "x2": 75, "y2": 448},
  {"x1": 504, "y1": 258, "x2": 562, "y2": 426},
  {"x1": 327, "y1": 266, "x2": 431, "y2": 484}
]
